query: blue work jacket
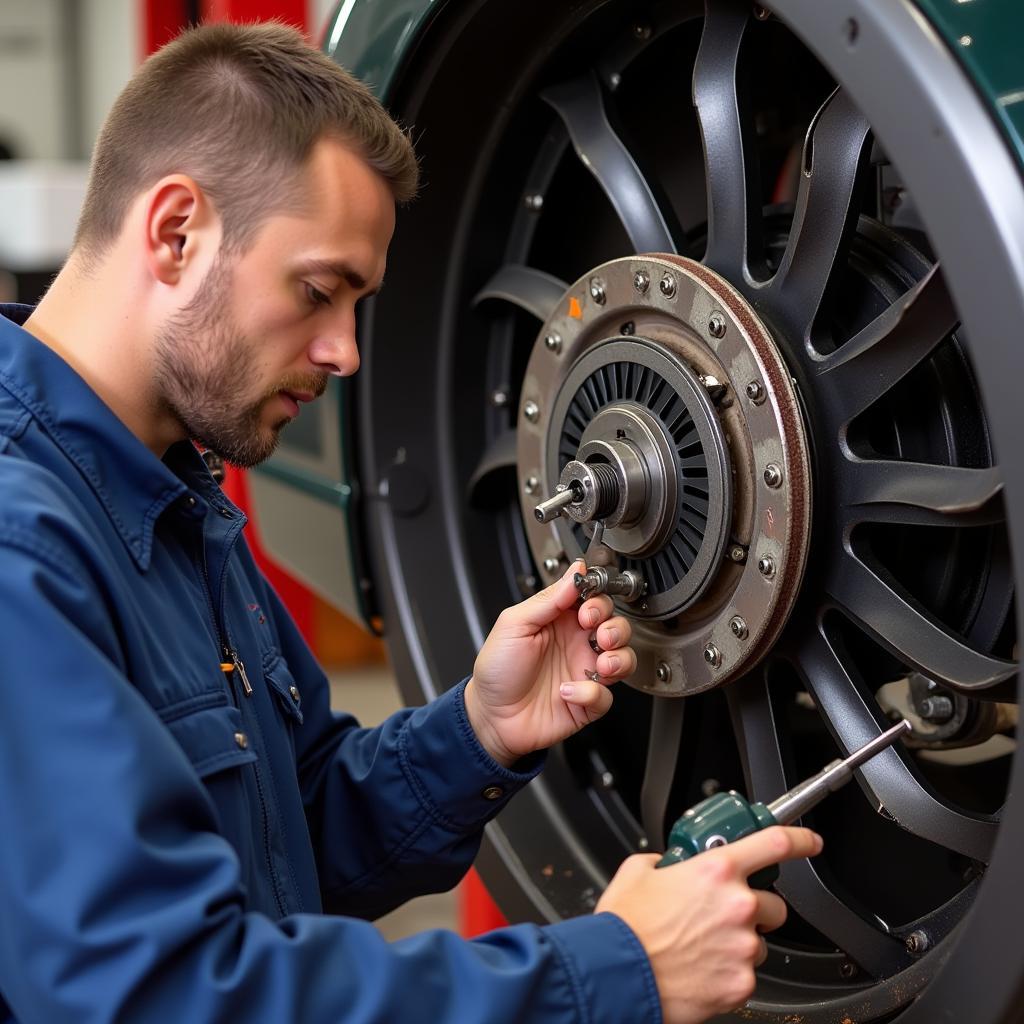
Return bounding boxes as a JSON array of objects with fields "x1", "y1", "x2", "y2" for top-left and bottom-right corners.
[{"x1": 0, "y1": 305, "x2": 660, "y2": 1024}]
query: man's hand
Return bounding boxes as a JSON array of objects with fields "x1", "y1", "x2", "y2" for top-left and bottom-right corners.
[
  {"x1": 596, "y1": 826, "x2": 824, "y2": 1024},
  {"x1": 464, "y1": 561, "x2": 636, "y2": 767}
]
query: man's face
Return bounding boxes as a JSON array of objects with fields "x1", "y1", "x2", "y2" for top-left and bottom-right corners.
[{"x1": 153, "y1": 138, "x2": 395, "y2": 467}]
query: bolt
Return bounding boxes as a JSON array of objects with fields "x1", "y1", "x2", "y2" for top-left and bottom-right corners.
[
  {"x1": 601, "y1": 770, "x2": 615, "y2": 789},
  {"x1": 656, "y1": 662, "x2": 672, "y2": 683},
  {"x1": 589, "y1": 278, "x2": 607, "y2": 304},
  {"x1": 839, "y1": 961, "x2": 857, "y2": 980},
  {"x1": 729, "y1": 616, "x2": 749, "y2": 640},
  {"x1": 708, "y1": 313, "x2": 727, "y2": 338},
  {"x1": 524, "y1": 193, "x2": 544, "y2": 211},
  {"x1": 633, "y1": 269, "x2": 650, "y2": 293},
  {"x1": 763, "y1": 463, "x2": 783, "y2": 488},
  {"x1": 745, "y1": 380, "x2": 766, "y2": 405},
  {"x1": 920, "y1": 695, "x2": 955, "y2": 723},
  {"x1": 544, "y1": 332, "x2": 562, "y2": 354},
  {"x1": 758, "y1": 556, "x2": 776, "y2": 578},
  {"x1": 728, "y1": 545, "x2": 747, "y2": 564},
  {"x1": 633, "y1": 23, "x2": 652, "y2": 40},
  {"x1": 703, "y1": 644, "x2": 722, "y2": 668},
  {"x1": 753, "y1": 3, "x2": 771, "y2": 19},
  {"x1": 620, "y1": 321, "x2": 636, "y2": 336},
  {"x1": 905, "y1": 930, "x2": 931, "y2": 956},
  {"x1": 659, "y1": 274, "x2": 677, "y2": 299},
  {"x1": 524, "y1": 400, "x2": 540, "y2": 423},
  {"x1": 543, "y1": 556, "x2": 561, "y2": 573},
  {"x1": 491, "y1": 389, "x2": 509, "y2": 408},
  {"x1": 524, "y1": 476, "x2": 540, "y2": 495}
]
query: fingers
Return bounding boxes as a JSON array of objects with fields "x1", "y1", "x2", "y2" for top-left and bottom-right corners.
[
  {"x1": 578, "y1": 594, "x2": 614, "y2": 629},
  {"x1": 753, "y1": 890, "x2": 787, "y2": 934},
  {"x1": 559, "y1": 678, "x2": 614, "y2": 719},
  {"x1": 724, "y1": 826, "x2": 824, "y2": 878},
  {"x1": 509, "y1": 560, "x2": 588, "y2": 629}
]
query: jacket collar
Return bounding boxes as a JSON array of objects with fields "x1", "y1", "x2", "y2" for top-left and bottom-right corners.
[{"x1": 0, "y1": 304, "x2": 229, "y2": 570}]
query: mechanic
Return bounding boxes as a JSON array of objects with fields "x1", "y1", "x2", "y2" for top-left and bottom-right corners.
[{"x1": 0, "y1": 22, "x2": 822, "y2": 1024}]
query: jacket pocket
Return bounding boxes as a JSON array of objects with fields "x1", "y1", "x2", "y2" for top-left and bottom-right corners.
[
  {"x1": 159, "y1": 695, "x2": 258, "y2": 777},
  {"x1": 261, "y1": 651, "x2": 304, "y2": 726}
]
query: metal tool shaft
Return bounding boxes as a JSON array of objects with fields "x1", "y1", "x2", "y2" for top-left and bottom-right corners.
[{"x1": 766, "y1": 720, "x2": 911, "y2": 825}]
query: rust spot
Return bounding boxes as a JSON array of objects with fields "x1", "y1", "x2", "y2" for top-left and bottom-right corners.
[
  {"x1": 541, "y1": 864, "x2": 554, "y2": 878},
  {"x1": 568, "y1": 296, "x2": 583, "y2": 319},
  {"x1": 765, "y1": 507, "x2": 775, "y2": 535}
]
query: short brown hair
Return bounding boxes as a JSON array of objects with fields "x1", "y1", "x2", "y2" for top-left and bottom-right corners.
[{"x1": 74, "y1": 21, "x2": 419, "y2": 260}]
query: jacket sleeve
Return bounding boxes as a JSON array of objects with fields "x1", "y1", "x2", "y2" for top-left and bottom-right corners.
[
  {"x1": 251, "y1": 562, "x2": 546, "y2": 919},
  {"x1": 0, "y1": 532, "x2": 662, "y2": 1024}
]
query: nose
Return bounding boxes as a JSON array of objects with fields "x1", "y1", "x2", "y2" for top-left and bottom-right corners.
[{"x1": 307, "y1": 313, "x2": 360, "y2": 377}]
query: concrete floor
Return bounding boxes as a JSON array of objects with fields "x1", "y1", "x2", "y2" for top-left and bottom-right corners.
[{"x1": 327, "y1": 665, "x2": 460, "y2": 941}]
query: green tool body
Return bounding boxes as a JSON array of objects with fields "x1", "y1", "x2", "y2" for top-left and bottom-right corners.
[{"x1": 655, "y1": 720, "x2": 911, "y2": 889}]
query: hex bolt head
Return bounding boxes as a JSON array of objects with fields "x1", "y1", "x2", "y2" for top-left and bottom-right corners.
[
  {"x1": 600, "y1": 770, "x2": 615, "y2": 789},
  {"x1": 703, "y1": 644, "x2": 722, "y2": 668},
  {"x1": 753, "y1": 4, "x2": 771, "y2": 20},
  {"x1": 763, "y1": 463, "x2": 784, "y2": 488},
  {"x1": 543, "y1": 556, "x2": 561, "y2": 573},
  {"x1": 633, "y1": 269, "x2": 650, "y2": 293},
  {"x1": 656, "y1": 662, "x2": 672, "y2": 683},
  {"x1": 708, "y1": 313, "x2": 727, "y2": 339},
  {"x1": 544, "y1": 332, "x2": 562, "y2": 354},
  {"x1": 745, "y1": 380, "x2": 766, "y2": 405},
  {"x1": 920, "y1": 695, "x2": 955, "y2": 722},
  {"x1": 659, "y1": 274, "x2": 677, "y2": 299},
  {"x1": 524, "y1": 400, "x2": 540, "y2": 423},
  {"x1": 839, "y1": 961, "x2": 857, "y2": 980},
  {"x1": 905, "y1": 930, "x2": 931, "y2": 956},
  {"x1": 729, "y1": 616, "x2": 749, "y2": 640},
  {"x1": 589, "y1": 278, "x2": 607, "y2": 305},
  {"x1": 758, "y1": 556, "x2": 776, "y2": 578},
  {"x1": 728, "y1": 545, "x2": 747, "y2": 564},
  {"x1": 491, "y1": 389, "x2": 509, "y2": 408},
  {"x1": 524, "y1": 476, "x2": 540, "y2": 495}
]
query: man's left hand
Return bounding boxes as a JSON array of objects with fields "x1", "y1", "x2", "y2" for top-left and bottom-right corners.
[{"x1": 464, "y1": 561, "x2": 637, "y2": 768}]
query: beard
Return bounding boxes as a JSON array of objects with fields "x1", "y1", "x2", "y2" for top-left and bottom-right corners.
[{"x1": 153, "y1": 255, "x2": 327, "y2": 469}]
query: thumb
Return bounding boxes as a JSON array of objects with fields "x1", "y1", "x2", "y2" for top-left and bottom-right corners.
[{"x1": 508, "y1": 559, "x2": 585, "y2": 630}]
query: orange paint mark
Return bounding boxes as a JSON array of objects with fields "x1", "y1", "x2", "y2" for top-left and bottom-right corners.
[{"x1": 568, "y1": 296, "x2": 583, "y2": 319}]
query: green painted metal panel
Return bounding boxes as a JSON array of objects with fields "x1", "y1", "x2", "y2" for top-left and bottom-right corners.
[{"x1": 915, "y1": 0, "x2": 1024, "y2": 170}]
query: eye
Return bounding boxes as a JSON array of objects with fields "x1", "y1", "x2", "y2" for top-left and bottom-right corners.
[{"x1": 305, "y1": 283, "x2": 333, "y2": 308}]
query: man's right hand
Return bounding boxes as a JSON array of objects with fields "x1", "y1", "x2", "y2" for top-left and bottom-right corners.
[{"x1": 595, "y1": 826, "x2": 823, "y2": 1024}]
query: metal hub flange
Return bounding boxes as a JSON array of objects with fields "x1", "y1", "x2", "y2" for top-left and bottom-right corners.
[{"x1": 517, "y1": 254, "x2": 812, "y2": 696}]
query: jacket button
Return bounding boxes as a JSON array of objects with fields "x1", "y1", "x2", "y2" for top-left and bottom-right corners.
[
  {"x1": 481, "y1": 785, "x2": 504, "y2": 801},
  {"x1": 289, "y1": 685, "x2": 300, "y2": 702},
  {"x1": 185, "y1": 496, "x2": 197, "y2": 508},
  {"x1": 234, "y1": 732, "x2": 249, "y2": 750}
]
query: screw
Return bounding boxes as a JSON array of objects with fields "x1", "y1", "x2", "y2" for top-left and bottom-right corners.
[
  {"x1": 730, "y1": 616, "x2": 748, "y2": 640},
  {"x1": 920, "y1": 695, "x2": 955, "y2": 723},
  {"x1": 703, "y1": 644, "x2": 722, "y2": 668},
  {"x1": 620, "y1": 321, "x2": 636, "y2": 336},
  {"x1": 524, "y1": 400, "x2": 540, "y2": 423},
  {"x1": 590, "y1": 278, "x2": 607, "y2": 304},
  {"x1": 905, "y1": 930, "x2": 931, "y2": 956},
  {"x1": 601, "y1": 770, "x2": 615, "y2": 789},
  {"x1": 524, "y1": 476, "x2": 540, "y2": 495},
  {"x1": 659, "y1": 274, "x2": 677, "y2": 299},
  {"x1": 728, "y1": 545, "x2": 747, "y2": 564},
  {"x1": 633, "y1": 269, "x2": 650, "y2": 293},
  {"x1": 491, "y1": 389, "x2": 509, "y2": 408},
  {"x1": 758, "y1": 556, "x2": 776, "y2": 578},
  {"x1": 656, "y1": 662, "x2": 672, "y2": 683},
  {"x1": 708, "y1": 313, "x2": 727, "y2": 338},
  {"x1": 543, "y1": 556, "x2": 561, "y2": 573},
  {"x1": 633, "y1": 23, "x2": 652, "y2": 39},
  {"x1": 763, "y1": 463, "x2": 783, "y2": 488},
  {"x1": 839, "y1": 961, "x2": 857, "y2": 980},
  {"x1": 745, "y1": 380, "x2": 766, "y2": 405},
  {"x1": 544, "y1": 332, "x2": 562, "y2": 354},
  {"x1": 524, "y1": 193, "x2": 544, "y2": 211}
]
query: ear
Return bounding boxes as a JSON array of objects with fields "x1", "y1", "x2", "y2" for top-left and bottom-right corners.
[{"x1": 143, "y1": 175, "x2": 218, "y2": 286}]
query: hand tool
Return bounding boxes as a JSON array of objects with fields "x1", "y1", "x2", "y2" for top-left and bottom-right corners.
[{"x1": 655, "y1": 719, "x2": 912, "y2": 887}]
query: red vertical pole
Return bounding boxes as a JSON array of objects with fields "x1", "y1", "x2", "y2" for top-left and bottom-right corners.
[
  {"x1": 459, "y1": 869, "x2": 509, "y2": 938},
  {"x1": 201, "y1": 0, "x2": 308, "y2": 31},
  {"x1": 141, "y1": 0, "x2": 192, "y2": 58}
]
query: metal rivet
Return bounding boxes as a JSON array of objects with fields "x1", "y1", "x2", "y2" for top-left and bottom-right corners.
[
  {"x1": 589, "y1": 278, "x2": 607, "y2": 304},
  {"x1": 601, "y1": 771, "x2": 615, "y2": 789},
  {"x1": 763, "y1": 463, "x2": 783, "y2": 488},
  {"x1": 659, "y1": 274, "x2": 677, "y2": 299},
  {"x1": 524, "y1": 476, "x2": 540, "y2": 496},
  {"x1": 544, "y1": 332, "x2": 562, "y2": 353},
  {"x1": 703, "y1": 644, "x2": 722, "y2": 668},
  {"x1": 482, "y1": 785, "x2": 504, "y2": 800},
  {"x1": 524, "y1": 400, "x2": 540, "y2": 423},
  {"x1": 491, "y1": 389, "x2": 509, "y2": 408},
  {"x1": 905, "y1": 930, "x2": 931, "y2": 956},
  {"x1": 708, "y1": 313, "x2": 727, "y2": 338},
  {"x1": 728, "y1": 545, "x2": 747, "y2": 564},
  {"x1": 633, "y1": 23, "x2": 652, "y2": 39},
  {"x1": 633, "y1": 269, "x2": 650, "y2": 293},
  {"x1": 543, "y1": 556, "x2": 561, "y2": 573},
  {"x1": 729, "y1": 616, "x2": 748, "y2": 640},
  {"x1": 839, "y1": 961, "x2": 857, "y2": 979},
  {"x1": 745, "y1": 380, "x2": 766, "y2": 404},
  {"x1": 753, "y1": 3, "x2": 771, "y2": 20},
  {"x1": 758, "y1": 556, "x2": 776, "y2": 578},
  {"x1": 637, "y1": 837, "x2": 649, "y2": 850},
  {"x1": 524, "y1": 193, "x2": 544, "y2": 211},
  {"x1": 705, "y1": 834, "x2": 727, "y2": 849},
  {"x1": 234, "y1": 732, "x2": 249, "y2": 750},
  {"x1": 185, "y1": 496, "x2": 197, "y2": 508},
  {"x1": 289, "y1": 685, "x2": 300, "y2": 702},
  {"x1": 656, "y1": 662, "x2": 672, "y2": 683}
]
